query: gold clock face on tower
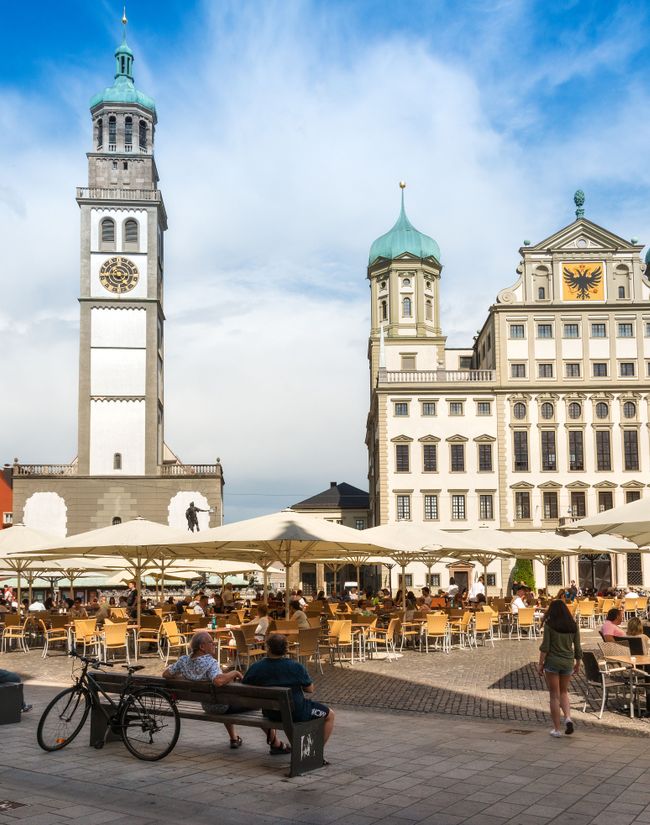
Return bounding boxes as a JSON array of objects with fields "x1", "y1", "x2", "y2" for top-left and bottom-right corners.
[{"x1": 99, "y1": 256, "x2": 140, "y2": 294}]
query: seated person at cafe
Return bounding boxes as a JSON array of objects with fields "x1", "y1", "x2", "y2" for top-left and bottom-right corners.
[
  {"x1": 243, "y1": 633, "x2": 334, "y2": 755},
  {"x1": 246, "y1": 604, "x2": 269, "y2": 641},
  {"x1": 94, "y1": 597, "x2": 111, "y2": 624},
  {"x1": 626, "y1": 616, "x2": 649, "y2": 653},
  {"x1": 511, "y1": 587, "x2": 528, "y2": 614},
  {"x1": 601, "y1": 607, "x2": 626, "y2": 640},
  {"x1": 162, "y1": 630, "x2": 245, "y2": 749},
  {"x1": 193, "y1": 595, "x2": 210, "y2": 616},
  {"x1": 289, "y1": 600, "x2": 310, "y2": 629},
  {"x1": 28, "y1": 597, "x2": 47, "y2": 611},
  {"x1": 415, "y1": 597, "x2": 431, "y2": 614},
  {"x1": 68, "y1": 597, "x2": 88, "y2": 619},
  {"x1": 421, "y1": 586, "x2": 432, "y2": 606}
]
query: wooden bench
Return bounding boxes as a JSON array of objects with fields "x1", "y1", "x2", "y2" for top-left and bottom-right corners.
[{"x1": 88, "y1": 671, "x2": 325, "y2": 777}]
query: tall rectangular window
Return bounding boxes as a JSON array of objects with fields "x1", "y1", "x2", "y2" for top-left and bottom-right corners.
[
  {"x1": 568, "y1": 430, "x2": 584, "y2": 471},
  {"x1": 538, "y1": 363, "x2": 554, "y2": 378},
  {"x1": 591, "y1": 323, "x2": 607, "y2": 338},
  {"x1": 422, "y1": 444, "x2": 437, "y2": 472},
  {"x1": 515, "y1": 491, "x2": 531, "y2": 519},
  {"x1": 626, "y1": 490, "x2": 641, "y2": 503},
  {"x1": 565, "y1": 363, "x2": 581, "y2": 378},
  {"x1": 627, "y1": 552, "x2": 643, "y2": 586},
  {"x1": 511, "y1": 363, "x2": 526, "y2": 378},
  {"x1": 451, "y1": 494, "x2": 466, "y2": 520},
  {"x1": 570, "y1": 492, "x2": 586, "y2": 518},
  {"x1": 396, "y1": 495, "x2": 411, "y2": 520},
  {"x1": 543, "y1": 492, "x2": 558, "y2": 519},
  {"x1": 510, "y1": 324, "x2": 525, "y2": 339},
  {"x1": 422, "y1": 402, "x2": 437, "y2": 416},
  {"x1": 598, "y1": 491, "x2": 613, "y2": 512},
  {"x1": 593, "y1": 363, "x2": 608, "y2": 377},
  {"x1": 513, "y1": 431, "x2": 529, "y2": 471},
  {"x1": 541, "y1": 431, "x2": 557, "y2": 471},
  {"x1": 479, "y1": 494, "x2": 494, "y2": 520},
  {"x1": 478, "y1": 443, "x2": 493, "y2": 472},
  {"x1": 563, "y1": 323, "x2": 580, "y2": 338},
  {"x1": 450, "y1": 444, "x2": 465, "y2": 472},
  {"x1": 537, "y1": 323, "x2": 553, "y2": 338},
  {"x1": 476, "y1": 401, "x2": 492, "y2": 416},
  {"x1": 624, "y1": 430, "x2": 639, "y2": 470},
  {"x1": 424, "y1": 494, "x2": 438, "y2": 520},
  {"x1": 395, "y1": 444, "x2": 410, "y2": 472},
  {"x1": 595, "y1": 430, "x2": 611, "y2": 471}
]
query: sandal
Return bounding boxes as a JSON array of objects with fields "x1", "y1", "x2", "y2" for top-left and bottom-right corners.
[
  {"x1": 229, "y1": 736, "x2": 243, "y2": 749},
  {"x1": 269, "y1": 741, "x2": 291, "y2": 755}
]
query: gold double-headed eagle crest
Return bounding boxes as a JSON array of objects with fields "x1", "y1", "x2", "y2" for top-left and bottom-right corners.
[{"x1": 562, "y1": 262, "x2": 605, "y2": 301}]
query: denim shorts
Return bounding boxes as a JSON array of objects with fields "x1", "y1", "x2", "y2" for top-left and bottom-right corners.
[{"x1": 544, "y1": 665, "x2": 572, "y2": 676}]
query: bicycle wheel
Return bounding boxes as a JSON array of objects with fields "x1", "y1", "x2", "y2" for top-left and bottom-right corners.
[
  {"x1": 37, "y1": 686, "x2": 90, "y2": 751},
  {"x1": 120, "y1": 688, "x2": 180, "y2": 761}
]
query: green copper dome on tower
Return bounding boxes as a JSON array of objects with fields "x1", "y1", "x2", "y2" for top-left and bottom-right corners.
[
  {"x1": 90, "y1": 15, "x2": 155, "y2": 113},
  {"x1": 369, "y1": 185, "x2": 440, "y2": 265}
]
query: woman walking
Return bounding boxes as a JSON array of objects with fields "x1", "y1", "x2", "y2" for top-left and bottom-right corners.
[{"x1": 538, "y1": 599, "x2": 582, "y2": 737}]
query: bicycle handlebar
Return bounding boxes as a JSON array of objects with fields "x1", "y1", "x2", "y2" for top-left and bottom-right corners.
[{"x1": 69, "y1": 647, "x2": 114, "y2": 668}]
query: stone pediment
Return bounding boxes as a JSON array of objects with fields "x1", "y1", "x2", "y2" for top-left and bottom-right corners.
[
  {"x1": 418, "y1": 435, "x2": 440, "y2": 443},
  {"x1": 510, "y1": 481, "x2": 534, "y2": 490},
  {"x1": 446, "y1": 434, "x2": 469, "y2": 443},
  {"x1": 524, "y1": 218, "x2": 640, "y2": 255},
  {"x1": 391, "y1": 435, "x2": 414, "y2": 443},
  {"x1": 473, "y1": 434, "x2": 496, "y2": 443},
  {"x1": 537, "y1": 481, "x2": 562, "y2": 489},
  {"x1": 593, "y1": 481, "x2": 617, "y2": 489}
]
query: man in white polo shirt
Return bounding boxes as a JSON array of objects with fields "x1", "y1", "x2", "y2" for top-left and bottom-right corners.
[{"x1": 511, "y1": 586, "x2": 527, "y2": 614}]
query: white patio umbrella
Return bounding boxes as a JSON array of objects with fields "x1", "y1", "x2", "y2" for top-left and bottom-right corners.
[
  {"x1": 361, "y1": 523, "x2": 478, "y2": 610},
  {"x1": 573, "y1": 498, "x2": 650, "y2": 547},
  {"x1": 179, "y1": 510, "x2": 394, "y2": 616},
  {"x1": 0, "y1": 524, "x2": 62, "y2": 606},
  {"x1": 442, "y1": 528, "x2": 525, "y2": 594}
]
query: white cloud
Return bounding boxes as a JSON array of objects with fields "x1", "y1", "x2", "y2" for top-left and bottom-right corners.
[{"x1": 2, "y1": 1, "x2": 649, "y2": 522}]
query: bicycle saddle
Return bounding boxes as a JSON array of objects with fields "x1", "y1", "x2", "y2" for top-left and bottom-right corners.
[{"x1": 123, "y1": 665, "x2": 146, "y2": 672}]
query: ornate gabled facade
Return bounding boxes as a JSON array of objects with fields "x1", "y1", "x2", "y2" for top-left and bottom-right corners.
[
  {"x1": 12, "y1": 18, "x2": 224, "y2": 536},
  {"x1": 367, "y1": 189, "x2": 650, "y2": 593}
]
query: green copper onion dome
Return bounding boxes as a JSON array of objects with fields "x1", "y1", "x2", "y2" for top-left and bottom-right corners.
[
  {"x1": 369, "y1": 187, "x2": 440, "y2": 265},
  {"x1": 90, "y1": 26, "x2": 155, "y2": 113},
  {"x1": 644, "y1": 247, "x2": 650, "y2": 266}
]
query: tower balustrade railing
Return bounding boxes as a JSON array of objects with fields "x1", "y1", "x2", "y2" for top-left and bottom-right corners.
[{"x1": 76, "y1": 187, "x2": 162, "y2": 201}]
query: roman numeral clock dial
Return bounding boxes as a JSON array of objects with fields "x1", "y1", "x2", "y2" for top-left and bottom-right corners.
[{"x1": 99, "y1": 256, "x2": 140, "y2": 294}]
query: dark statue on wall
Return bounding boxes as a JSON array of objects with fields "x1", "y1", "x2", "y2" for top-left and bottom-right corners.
[{"x1": 185, "y1": 501, "x2": 208, "y2": 532}]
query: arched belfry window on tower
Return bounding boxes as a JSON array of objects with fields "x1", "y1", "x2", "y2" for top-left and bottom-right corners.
[
  {"x1": 402, "y1": 297, "x2": 412, "y2": 318},
  {"x1": 425, "y1": 299, "x2": 433, "y2": 321},
  {"x1": 124, "y1": 116, "x2": 133, "y2": 151},
  {"x1": 112, "y1": 516, "x2": 122, "y2": 525},
  {"x1": 97, "y1": 118, "x2": 103, "y2": 150},
  {"x1": 380, "y1": 300, "x2": 388, "y2": 321},
  {"x1": 124, "y1": 219, "x2": 139, "y2": 251},
  {"x1": 108, "y1": 116, "x2": 117, "y2": 150},
  {"x1": 100, "y1": 218, "x2": 116, "y2": 251},
  {"x1": 113, "y1": 452, "x2": 122, "y2": 470},
  {"x1": 139, "y1": 120, "x2": 147, "y2": 151}
]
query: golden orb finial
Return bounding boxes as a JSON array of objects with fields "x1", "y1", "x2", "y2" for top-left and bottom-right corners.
[
  {"x1": 122, "y1": 5, "x2": 128, "y2": 25},
  {"x1": 399, "y1": 181, "x2": 406, "y2": 189}
]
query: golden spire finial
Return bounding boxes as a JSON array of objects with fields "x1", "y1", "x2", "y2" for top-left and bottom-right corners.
[
  {"x1": 122, "y1": 6, "x2": 128, "y2": 26},
  {"x1": 399, "y1": 181, "x2": 406, "y2": 189}
]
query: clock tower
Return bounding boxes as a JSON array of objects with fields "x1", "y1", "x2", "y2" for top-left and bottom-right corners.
[{"x1": 76, "y1": 19, "x2": 164, "y2": 476}]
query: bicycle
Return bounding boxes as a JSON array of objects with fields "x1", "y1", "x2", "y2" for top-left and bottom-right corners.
[{"x1": 37, "y1": 649, "x2": 180, "y2": 761}]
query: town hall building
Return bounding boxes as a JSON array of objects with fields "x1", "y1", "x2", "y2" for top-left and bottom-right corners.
[{"x1": 366, "y1": 187, "x2": 650, "y2": 593}]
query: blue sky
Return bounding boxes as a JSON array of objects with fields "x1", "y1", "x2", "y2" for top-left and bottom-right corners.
[{"x1": 2, "y1": 0, "x2": 650, "y2": 522}]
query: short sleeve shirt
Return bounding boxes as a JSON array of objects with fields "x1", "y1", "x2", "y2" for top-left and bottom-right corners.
[
  {"x1": 167, "y1": 654, "x2": 222, "y2": 681},
  {"x1": 243, "y1": 657, "x2": 312, "y2": 721}
]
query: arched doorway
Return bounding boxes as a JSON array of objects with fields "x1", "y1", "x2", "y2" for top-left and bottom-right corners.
[{"x1": 578, "y1": 553, "x2": 612, "y2": 591}]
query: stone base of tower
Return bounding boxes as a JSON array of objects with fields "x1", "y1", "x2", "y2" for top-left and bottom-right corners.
[{"x1": 11, "y1": 462, "x2": 224, "y2": 536}]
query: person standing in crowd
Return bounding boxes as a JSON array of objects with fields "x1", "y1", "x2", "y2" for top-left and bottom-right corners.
[
  {"x1": 468, "y1": 576, "x2": 485, "y2": 604},
  {"x1": 538, "y1": 600, "x2": 582, "y2": 737},
  {"x1": 126, "y1": 580, "x2": 138, "y2": 618}
]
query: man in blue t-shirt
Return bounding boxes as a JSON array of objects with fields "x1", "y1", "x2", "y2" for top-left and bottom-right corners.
[{"x1": 243, "y1": 633, "x2": 335, "y2": 754}]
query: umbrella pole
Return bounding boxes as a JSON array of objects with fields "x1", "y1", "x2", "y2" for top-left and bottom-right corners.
[
  {"x1": 483, "y1": 562, "x2": 488, "y2": 598},
  {"x1": 285, "y1": 545, "x2": 291, "y2": 619},
  {"x1": 401, "y1": 563, "x2": 407, "y2": 613},
  {"x1": 136, "y1": 553, "x2": 142, "y2": 629},
  {"x1": 263, "y1": 565, "x2": 269, "y2": 602},
  {"x1": 17, "y1": 568, "x2": 22, "y2": 612}
]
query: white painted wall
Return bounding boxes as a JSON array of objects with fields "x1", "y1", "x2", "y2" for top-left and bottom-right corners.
[
  {"x1": 89, "y1": 400, "x2": 146, "y2": 474},
  {"x1": 91, "y1": 307, "x2": 146, "y2": 348},
  {"x1": 91, "y1": 349, "x2": 146, "y2": 396},
  {"x1": 23, "y1": 492, "x2": 67, "y2": 537}
]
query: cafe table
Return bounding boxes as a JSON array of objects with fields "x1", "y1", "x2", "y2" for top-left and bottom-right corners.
[{"x1": 605, "y1": 653, "x2": 650, "y2": 718}]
